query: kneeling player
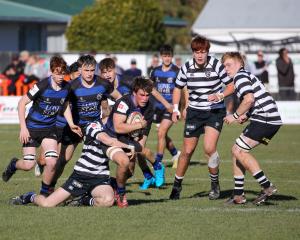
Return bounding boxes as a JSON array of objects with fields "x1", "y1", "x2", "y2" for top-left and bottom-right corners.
[
  {"x1": 11, "y1": 121, "x2": 136, "y2": 207},
  {"x1": 222, "y1": 52, "x2": 282, "y2": 205}
]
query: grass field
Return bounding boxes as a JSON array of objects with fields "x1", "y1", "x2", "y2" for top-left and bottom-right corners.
[{"x1": 0, "y1": 123, "x2": 299, "y2": 240}]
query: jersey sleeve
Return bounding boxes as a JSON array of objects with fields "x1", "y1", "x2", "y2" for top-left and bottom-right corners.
[
  {"x1": 114, "y1": 99, "x2": 130, "y2": 116},
  {"x1": 27, "y1": 78, "x2": 47, "y2": 100},
  {"x1": 235, "y1": 75, "x2": 254, "y2": 99},
  {"x1": 175, "y1": 62, "x2": 189, "y2": 89},
  {"x1": 85, "y1": 121, "x2": 104, "y2": 140}
]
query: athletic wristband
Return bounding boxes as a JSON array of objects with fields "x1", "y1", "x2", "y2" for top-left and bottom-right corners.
[
  {"x1": 233, "y1": 112, "x2": 239, "y2": 119},
  {"x1": 173, "y1": 104, "x2": 179, "y2": 113},
  {"x1": 216, "y1": 92, "x2": 224, "y2": 101}
]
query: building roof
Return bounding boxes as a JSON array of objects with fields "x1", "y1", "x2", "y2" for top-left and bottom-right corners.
[
  {"x1": 192, "y1": 0, "x2": 300, "y2": 30},
  {"x1": 6, "y1": 0, "x2": 93, "y2": 16},
  {"x1": 0, "y1": 0, "x2": 71, "y2": 23}
]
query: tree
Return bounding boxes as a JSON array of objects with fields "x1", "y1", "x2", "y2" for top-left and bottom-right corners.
[{"x1": 66, "y1": 0, "x2": 166, "y2": 51}]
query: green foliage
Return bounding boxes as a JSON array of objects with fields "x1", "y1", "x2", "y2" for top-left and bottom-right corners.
[{"x1": 66, "y1": 0, "x2": 166, "y2": 51}]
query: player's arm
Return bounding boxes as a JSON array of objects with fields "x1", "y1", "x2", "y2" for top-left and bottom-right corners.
[
  {"x1": 101, "y1": 100, "x2": 111, "y2": 120},
  {"x1": 110, "y1": 89, "x2": 122, "y2": 100},
  {"x1": 151, "y1": 88, "x2": 172, "y2": 113},
  {"x1": 18, "y1": 94, "x2": 32, "y2": 144},
  {"x1": 172, "y1": 87, "x2": 182, "y2": 123},
  {"x1": 224, "y1": 93, "x2": 254, "y2": 124},
  {"x1": 113, "y1": 113, "x2": 146, "y2": 134},
  {"x1": 63, "y1": 102, "x2": 82, "y2": 137}
]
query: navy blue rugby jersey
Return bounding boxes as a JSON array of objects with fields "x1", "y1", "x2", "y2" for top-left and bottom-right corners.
[
  {"x1": 150, "y1": 64, "x2": 179, "y2": 110},
  {"x1": 69, "y1": 76, "x2": 114, "y2": 128},
  {"x1": 26, "y1": 77, "x2": 71, "y2": 129},
  {"x1": 104, "y1": 94, "x2": 154, "y2": 138}
]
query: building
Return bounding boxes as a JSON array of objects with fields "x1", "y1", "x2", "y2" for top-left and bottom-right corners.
[
  {"x1": 192, "y1": 0, "x2": 300, "y2": 53},
  {"x1": 0, "y1": 0, "x2": 70, "y2": 52}
]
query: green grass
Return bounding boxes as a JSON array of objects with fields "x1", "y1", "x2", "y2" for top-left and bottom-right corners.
[{"x1": 0, "y1": 123, "x2": 300, "y2": 240}]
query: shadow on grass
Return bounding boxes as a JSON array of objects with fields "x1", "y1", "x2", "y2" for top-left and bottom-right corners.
[
  {"x1": 128, "y1": 198, "x2": 169, "y2": 206},
  {"x1": 189, "y1": 188, "x2": 298, "y2": 202}
]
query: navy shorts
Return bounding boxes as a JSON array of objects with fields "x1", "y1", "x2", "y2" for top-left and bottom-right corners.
[
  {"x1": 153, "y1": 108, "x2": 172, "y2": 124},
  {"x1": 243, "y1": 121, "x2": 281, "y2": 145},
  {"x1": 62, "y1": 171, "x2": 111, "y2": 197},
  {"x1": 23, "y1": 127, "x2": 57, "y2": 148},
  {"x1": 184, "y1": 107, "x2": 226, "y2": 138}
]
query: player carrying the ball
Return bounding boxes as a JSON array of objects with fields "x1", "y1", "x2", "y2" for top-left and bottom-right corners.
[{"x1": 104, "y1": 76, "x2": 155, "y2": 208}]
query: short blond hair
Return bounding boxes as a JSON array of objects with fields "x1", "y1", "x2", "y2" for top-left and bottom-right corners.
[{"x1": 221, "y1": 52, "x2": 244, "y2": 66}]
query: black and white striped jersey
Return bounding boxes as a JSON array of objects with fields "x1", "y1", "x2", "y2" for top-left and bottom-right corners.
[
  {"x1": 234, "y1": 68, "x2": 282, "y2": 125},
  {"x1": 74, "y1": 121, "x2": 110, "y2": 177},
  {"x1": 175, "y1": 56, "x2": 232, "y2": 110}
]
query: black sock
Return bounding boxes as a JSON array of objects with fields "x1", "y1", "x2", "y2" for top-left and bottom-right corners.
[
  {"x1": 173, "y1": 175, "x2": 184, "y2": 188},
  {"x1": 253, "y1": 170, "x2": 271, "y2": 189},
  {"x1": 40, "y1": 181, "x2": 53, "y2": 196},
  {"x1": 81, "y1": 195, "x2": 94, "y2": 206},
  {"x1": 210, "y1": 171, "x2": 219, "y2": 183},
  {"x1": 233, "y1": 176, "x2": 244, "y2": 196}
]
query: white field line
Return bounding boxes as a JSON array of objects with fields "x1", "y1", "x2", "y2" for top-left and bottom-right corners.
[
  {"x1": 162, "y1": 159, "x2": 300, "y2": 164},
  {"x1": 169, "y1": 206, "x2": 300, "y2": 213}
]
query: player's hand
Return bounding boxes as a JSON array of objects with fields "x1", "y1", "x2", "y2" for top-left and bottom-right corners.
[
  {"x1": 172, "y1": 111, "x2": 180, "y2": 123},
  {"x1": 208, "y1": 93, "x2": 224, "y2": 103},
  {"x1": 19, "y1": 127, "x2": 30, "y2": 144},
  {"x1": 223, "y1": 114, "x2": 237, "y2": 124},
  {"x1": 125, "y1": 144, "x2": 136, "y2": 160},
  {"x1": 138, "y1": 119, "x2": 147, "y2": 129},
  {"x1": 238, "y1": 114, "x2": 248, "y2": 124},
  {"x1": 70, "y1": 124, "x2": 83, "y2": 137}
]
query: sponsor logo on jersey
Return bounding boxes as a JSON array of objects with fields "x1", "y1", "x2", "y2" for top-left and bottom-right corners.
[
  {"x1": 205, "y1": 69, "x2": 211, "y2": 78},
  {"x1": 167, "y1": 77, "x2": 173, "y2": 83},
  {"x1": 96, "y1": 93, "x2": 102, "y2": 100},
  {"x1": 117, "y1": 101, "x2": 129, "y2": 114},
  {"x1": 29, "y1": 84, "x2": 39, "y2": 96}
]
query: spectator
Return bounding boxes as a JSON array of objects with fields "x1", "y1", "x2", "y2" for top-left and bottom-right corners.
[
  {"x1": 147, "y1": 54, "x2": 159, "y2": 76},
  {"x1": 2, "y1": 54, "x2": 23, "y2": 94},
  {"x1": 175, "y1": 56, "x2": 182, "y2": 68},
  {"x1": 124, "y1": 59, "x2": 142, "y2": 78},
  {"x1": 112, "y1": 56, "x2": 124, "y2": 80},
  {"x1": 24, "y1": 55, "x2": 47, "y2": 84},
  {"x1": 276, "y1": 48, "x2": 295, "y2": 100},
  {"x1": 254, "y1": 50, "x2": 270, "y2": 89}
]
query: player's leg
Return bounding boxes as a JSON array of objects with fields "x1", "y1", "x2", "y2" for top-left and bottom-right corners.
[
  {"x1": 39, "y1": 138, "x2": 58, "y2": 196},
  {"x1": 203, "y1": 126, "x2": 222, "y2": 200},
  {"x1": 169, "y1": 136, "x2": 199, "y2": 200},
  {"x1": 90, "y1": 185, "x2": 115, "y2": 207},
  {"x1": 33, "y1": 188, "x2": 71, "y2": 207},
  {"x1": 165, "y1": 135, "x2": 181, "y2": 169},
  {"x1": 232, "y1": 122, "x2": 280, "y2": 205},
  {"x1": 225, "y1": 156, "x2": 247, "y2": 205},
  {"x1": 108, "y1": 147, "x2": 130, "y2": 208},
  {"x1": 2, "y1": 146, "x2": 36, "y2": 182}
]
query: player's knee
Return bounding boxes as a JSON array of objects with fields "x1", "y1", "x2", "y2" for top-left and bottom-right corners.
[
  {"x1": 94, "y1": 195, "x2": 114, "y2": 207},
  {"x1": 181, "y1": 149, "x2": 194, "y2": 160},
  {"x1": 22, "y1": 156, "x2": 36, "y2": 170},
  {"x1": 157, "y1": 129, "x2": 166, "y2": 139},
  {"x1": 208, "y1": 151, "x2": 220, "y2": 168},
  {"x1": 233, "y1": 137, "x2": 252, "y2": 157}
]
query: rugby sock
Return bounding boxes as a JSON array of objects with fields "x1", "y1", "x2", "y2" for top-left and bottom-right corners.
[
  {"x1": 169, "y1": 147, "x2": 178, "y2": 157},
  {"x1": 117, "y1": 186, "x2": 126, "y2": 195},
  {"x1": 81, "y1": 196, "x2": 94, "y2": 206},
  {"x1": 233, "y1": 176, "x2": 245, "y2": 196},
  {"x1": 142, "y1": 168, "x2": 154, "y2": 180},
  {"x1": 253, "y1": 170, "x2": 271, "y2": 189},
  {"x1": 153, "y1": 153, "x2": 163, "y2": 170},
  {"x1": 40, "y1": 182, "x2": 53, "y2": 196},
  {"x1": 173, "y1": 175, "x2": 184, "y2": 188},
  {"x1": 10, "y1": 160, "x2": 17, "y2": 172},
  {"x1": 210, "y1": 171, "x2": 219, "y2": 183}
]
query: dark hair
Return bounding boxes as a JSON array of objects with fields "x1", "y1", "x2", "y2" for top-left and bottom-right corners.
[
  {"x1": 278, "y1": 48, "x2": 287, "y2": 58},
  {"x1": 77, "y1": 54, "x2": 96, "y2": 67},
  {"x1": 221, "y1": 52, "x2": 244, "y2": 66},
  {"x1": 99, "y1": 58, "x2": 115, "y2": 71},
  {"x1": 50, "y1": 55, "x2": 67, "y2": 73},
  {"x1": 69, "y1": 61, "x2": 80, "y2": 74},
  {"x1": 191, "y1": 35, "x2": 210, "y2": 52},
  {"x1": 132, "y1": 76, "x2": 153, "y2": 94},
  {"x1": 160, "y1": 44, "x2": 173, "y2": 55}
]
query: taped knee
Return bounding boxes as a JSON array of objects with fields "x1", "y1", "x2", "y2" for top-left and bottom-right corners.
[
  {"x1": 107, "y1": 146, "x2": 123, "y2": 160},
  {"x1": 208, "y1": 152, "x2": 220, "y2": 168},
  {"x1": 23, "y1": 154, "x2": 36, "y2": 161},
  {"x1": 235, "y1": 136, "x2": 252, "y2": 152},
  {"x1": 44, "y1": 150, "x2": 58, "y2": 159}
]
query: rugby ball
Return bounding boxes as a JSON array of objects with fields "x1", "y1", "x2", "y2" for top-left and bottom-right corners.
[{"x1": 126, "y1": 111, "x2": 143, "y2": 138}]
